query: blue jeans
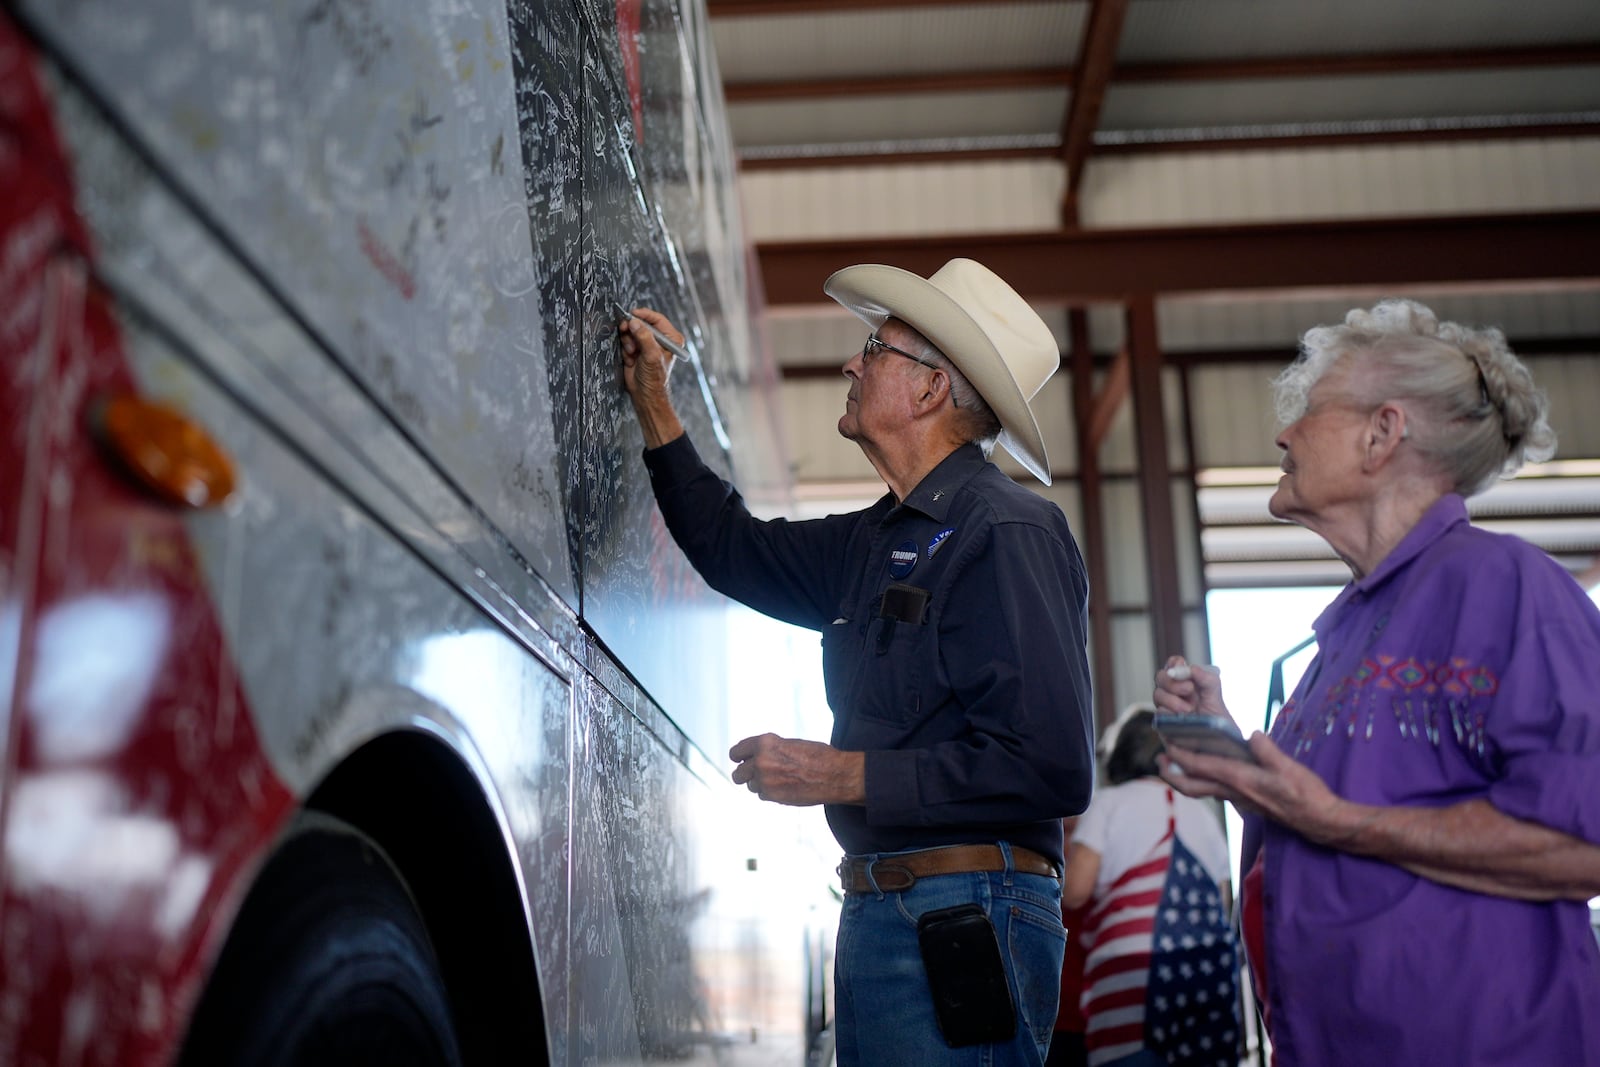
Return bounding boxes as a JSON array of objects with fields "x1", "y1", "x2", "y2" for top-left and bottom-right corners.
[{"x1": 834, "y1": 845, "x2": 1067, "y2": 1067}]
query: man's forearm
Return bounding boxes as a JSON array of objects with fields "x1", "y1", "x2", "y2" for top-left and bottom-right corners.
[
  {"x1": 1325, "y1": 798, "x2": 1600, "y2": 901},
  {"x1": 633, "y1": 398, "x2": 685, "y2": 449}
]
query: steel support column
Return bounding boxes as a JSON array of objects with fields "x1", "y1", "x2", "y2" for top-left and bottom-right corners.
[
  {"x1": 1068, "y1": 310, "x2": 1117, "y2": 734},
  {"x1": 1126, "y1": 297, "x2": 1185, "y2": 660}
]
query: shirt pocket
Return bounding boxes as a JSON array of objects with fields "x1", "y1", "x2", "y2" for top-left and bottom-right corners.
[
  {"x1": 821, "y1": 613, "x2": 865, "y2": 720},
  {"x1": 852, "y1": 599, "x2": 937, "y2": 728}
]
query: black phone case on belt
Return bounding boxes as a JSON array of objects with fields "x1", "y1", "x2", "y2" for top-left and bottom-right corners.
[{"x1": 916, "y1": 903, "x2": 1017, "y2": 1047}]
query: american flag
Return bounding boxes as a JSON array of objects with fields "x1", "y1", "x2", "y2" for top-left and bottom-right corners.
[{"x1": 1080, "y1": 803, "x2": 1238, "y2": 1065}]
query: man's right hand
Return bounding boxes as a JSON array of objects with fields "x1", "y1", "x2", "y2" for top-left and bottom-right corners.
[{"x1": 618, "y1": 306, "x2": 686, "y2": 448}]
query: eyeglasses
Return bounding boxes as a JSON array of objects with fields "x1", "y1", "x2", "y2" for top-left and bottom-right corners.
[
  {"x1": 863, "y1": 334, "x2": 941, "y2": 371},
  {"x1": 861, "y1": 334, "x2": 959, "y2": 408}
]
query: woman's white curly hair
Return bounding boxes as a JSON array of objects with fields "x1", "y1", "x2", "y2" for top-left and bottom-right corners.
[{"x1": 1271, "y1": 299, "x2": 1556, "y2": 497}]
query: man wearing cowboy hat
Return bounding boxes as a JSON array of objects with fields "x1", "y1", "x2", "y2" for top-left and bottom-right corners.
[{"x1": 619, "y1": 258, "x2": 1094, "y2": 1066}]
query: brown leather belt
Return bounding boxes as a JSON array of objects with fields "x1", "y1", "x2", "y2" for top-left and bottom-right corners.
[{"x1": 837, "y1": 843, "x2": 1059, "y2": 894}]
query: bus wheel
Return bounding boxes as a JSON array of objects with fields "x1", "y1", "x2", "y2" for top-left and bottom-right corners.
[{"x1": 178, "y1": 812, "x2": 464, "y2": 1067}]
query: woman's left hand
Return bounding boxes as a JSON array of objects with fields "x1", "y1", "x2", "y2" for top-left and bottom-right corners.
[
  {"x1": 1160, "y1": 732, "x2": 1360, "y2": 845},
  {"x1": 1166, "y1": 732, "x2": 1600, "y2": 899}
]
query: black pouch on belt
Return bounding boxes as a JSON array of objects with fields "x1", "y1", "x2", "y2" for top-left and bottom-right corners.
[{"x1": 915, "y1": 903, "x2": 1017, "y2": 1047}]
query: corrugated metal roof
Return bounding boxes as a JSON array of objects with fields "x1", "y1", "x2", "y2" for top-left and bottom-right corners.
[
  {"x1": 712, "y1": 3, "x2": 1085, "y2": 81},
  {"x1": 1117, "y1": 0, "x2": 1600, "y2": 61},
  {"x1": 708, "y1": 0, "x2": 1600, "y2": 596}
]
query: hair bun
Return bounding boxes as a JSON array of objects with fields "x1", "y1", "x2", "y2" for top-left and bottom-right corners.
[
  {"x1": 1455, "y1": 327, "x2": 1557, "y2": 466},
  {"x1": 1348, "y1": 300, "x2": 1440, "y2": 337}
]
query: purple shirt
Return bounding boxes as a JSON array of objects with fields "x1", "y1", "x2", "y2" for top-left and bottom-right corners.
[{"x1": 1242, "y1": 494, "x2": 1600, "y2": 1066}]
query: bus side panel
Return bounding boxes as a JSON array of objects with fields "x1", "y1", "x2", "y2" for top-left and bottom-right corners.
[
  {"x1": 504, "y1": 0, "x2": 589, "y2": 598},
  {"x1": 3, "y1": 0, "x2": 815, "y2": 1061},
  {"x1": 571, "y1": 667, "x2": 812, "y2": 1061},
  {"x1": 576, "y1": 33, "x2": 737, "y2": 759},
  {"x1": 64, "y1": 260, "x2": 591, "y2": 1066},
  {"x1": 0, "y1": 28, "x2": 301, "y2": 1060},
  {"x1": 0, "y1": 24, "x2": 588, "y2": 1061},
  {"x1": 570, "y1": 673, "x2": 660, "y2": 1064},
  {"x1": 16, "y1": 0, "x2": 582, "y2": 605},
  {"x1": 18, "y1": 0, "x2": 788, "y2": 770}
]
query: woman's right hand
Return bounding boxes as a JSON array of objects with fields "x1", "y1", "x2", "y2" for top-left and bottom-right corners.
[
  {"x1": 1153, "y1": 655, "x2": 1260, "y2": 814},
  {"x1": 1153, "y1": 656, "x2": 1232, "y2": 723}
]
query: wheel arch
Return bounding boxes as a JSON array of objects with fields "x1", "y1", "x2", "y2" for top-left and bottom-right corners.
[{"x1": 304, "y1": 728, "x2": 550, "y2": 1066}]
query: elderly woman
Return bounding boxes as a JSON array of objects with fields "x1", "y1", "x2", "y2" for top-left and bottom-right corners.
[{"x1": 1154, "y1": 300, "x2": 1600, "y2": 1067}]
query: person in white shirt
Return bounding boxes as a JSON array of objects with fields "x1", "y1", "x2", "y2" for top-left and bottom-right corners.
[{"x1": 1061, "y1": 706, "x2": 1237, "y2": 1067}]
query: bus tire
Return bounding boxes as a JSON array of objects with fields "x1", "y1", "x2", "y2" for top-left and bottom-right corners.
[{"x1": 178, "y1": 812, "x2": 464, "y2": 1067}]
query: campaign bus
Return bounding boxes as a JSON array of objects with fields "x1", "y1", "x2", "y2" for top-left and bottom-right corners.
[{"x1": 0, "y1": 1, "x2": 834, "y2": 1063}]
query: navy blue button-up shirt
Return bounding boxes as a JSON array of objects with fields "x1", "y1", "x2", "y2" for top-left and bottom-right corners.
[{"x1": 644, "y1": 435, "x2": 1094, "y2": 865}]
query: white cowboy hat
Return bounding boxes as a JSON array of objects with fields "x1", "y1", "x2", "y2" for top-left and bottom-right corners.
[{"x1": 823, "y1": 258, "x2": 1059, "y2": 485}]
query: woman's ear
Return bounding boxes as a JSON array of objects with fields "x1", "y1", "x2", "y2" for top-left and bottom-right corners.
[{"x1": 1365, "y1": 402, "x2": 1409, "y2": 467}]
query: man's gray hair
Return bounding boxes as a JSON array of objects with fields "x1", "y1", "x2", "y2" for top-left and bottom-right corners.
[{"x1": 900, "y1": 331, "x2": 1004, "y2": 453}]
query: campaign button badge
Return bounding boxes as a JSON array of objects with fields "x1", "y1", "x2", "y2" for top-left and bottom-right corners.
[{"x1": 887, "y1": 540, "x2": 919, "y2": 579}]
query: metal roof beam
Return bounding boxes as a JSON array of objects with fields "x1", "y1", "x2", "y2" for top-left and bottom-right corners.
[
  {"x1": 708, "y1": 0, "x2": 1078, "y2": 14},
  {"x1": 1092, "y1": 121, "x2": 1600, "y2": 156},
  {"x1": 1057, "y1": 0, "x2": 1128, "y2": 225},
  {"x1": 756, "y1": 212, "x2": 1600, "y2": 305},
  {"x1": 780, "y1": 335, "x2": 1600, "y2": 380},
  {"x1": 736, "y1": 123, "x2": 1600, "y2": 170},
  {"x1": 723, "y1": 45, "x2": 1600, "y2": 103},
  {"x1": 724, "y1": 67, "x2": 1073, "y2": 103},
  {"x1": 1120, "y1": 43, "x2": 1600, "y2": 83}
]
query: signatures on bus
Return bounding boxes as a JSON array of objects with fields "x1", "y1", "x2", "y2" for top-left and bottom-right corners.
[{"x1": 300, "y1": 0, "x2": 391, "y2": 77}]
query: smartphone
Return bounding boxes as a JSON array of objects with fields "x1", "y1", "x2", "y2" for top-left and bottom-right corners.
[
  {"x1": 1153, "y1": 711, "x2": 1258, "y2": 763},
  {"x1": 915, "y1": 903, "x2": 1017, "y2": 1047}
]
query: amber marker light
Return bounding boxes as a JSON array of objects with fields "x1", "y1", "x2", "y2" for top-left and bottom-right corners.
[{"x1": 93, "y1": 393, "x2": 237, "y2": 509}]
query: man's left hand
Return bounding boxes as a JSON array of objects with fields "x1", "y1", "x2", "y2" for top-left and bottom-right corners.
[{"x1": 729, "y1": 733, "x2": 866, "y2": 807}]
